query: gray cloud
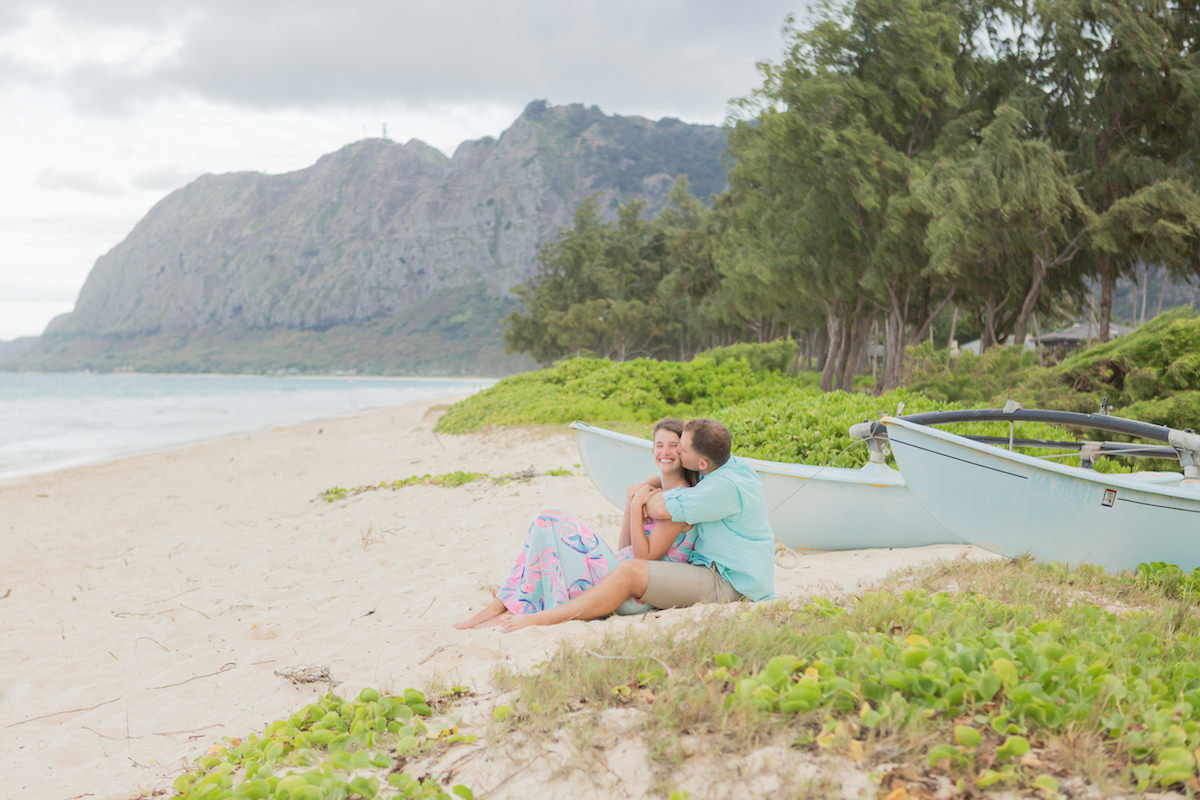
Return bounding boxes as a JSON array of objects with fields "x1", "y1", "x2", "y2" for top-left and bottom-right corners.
[
  {"x1": 19, "y1": 0, "x2": 801, "y2": 123},
  {"x1": 3, "y1": 0, "x2": 180, "y2": 30},
  {"x1": 131, "y1": 163, "x2": 201, "y2": 192},
  {"x1": 34, "y1": 167, "x2": 125, "y2": 195},
  {"x1": 0, "y1": 51, "x2": 43, "y2": 89},
  {"x1": 0, "y1": 4, "x2": 31, "y2": 32},
  {"x1": 3, "y1": 213, "x2": 135, "y2": 239},
  {"x1": 0, "y1": 277, "x2": 80, "y2": 303}
]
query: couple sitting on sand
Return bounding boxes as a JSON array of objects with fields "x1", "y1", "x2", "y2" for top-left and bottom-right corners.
[{"x1": 455, "y1": 417, "x2": 775, "y2": 631}]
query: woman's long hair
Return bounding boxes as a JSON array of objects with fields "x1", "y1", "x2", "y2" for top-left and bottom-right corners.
[{"x1": 653, "y1": 417, "x2": 699, "y2": 487}]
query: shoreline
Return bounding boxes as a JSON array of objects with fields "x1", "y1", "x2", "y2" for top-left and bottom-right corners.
[
  {"x1": 0, "y1": 376, "x2": 492, "y2": 485},
  {"x1": 0, "y1": 396, "x2": 995, "y2": 799},
  {"x1": 0, "y1": 368, "x2": 505, "y2": 381},
  {"x1": 0, "y1": 391, "x2": 475, "y2": 487}
]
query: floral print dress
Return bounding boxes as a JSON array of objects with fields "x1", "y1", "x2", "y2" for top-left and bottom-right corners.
[{"x1": 496, "y1": 506, "x2": 696, "y2": 615}]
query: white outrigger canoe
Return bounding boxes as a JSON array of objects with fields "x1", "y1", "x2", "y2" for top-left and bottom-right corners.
[
  {"x1": 571, "y1": 421, "x2": 961, "y2": 551},
  {"x1": 858, "y1": 409, "x2": 1200, "y2": 572}
]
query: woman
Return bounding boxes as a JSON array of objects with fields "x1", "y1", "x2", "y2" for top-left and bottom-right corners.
[{"x1": 453, "y1": 418, "x2": 698, "y2": 629}]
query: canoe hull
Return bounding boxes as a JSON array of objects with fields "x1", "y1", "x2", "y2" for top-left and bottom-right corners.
[
  {"x1": 883, "y1": 416, "x2": 1200, "y2": 572},
  {"x1": 572, "y1": 422, "x2": 961, "y2": 551}
]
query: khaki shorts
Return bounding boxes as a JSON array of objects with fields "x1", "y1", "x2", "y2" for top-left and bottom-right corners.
[{"x1": 640, "y1": 561, "x2": 742, "y2": 609}]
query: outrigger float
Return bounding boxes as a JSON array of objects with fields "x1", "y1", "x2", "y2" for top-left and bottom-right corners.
[{"x1": 851, "y1": 407, "x2": 1200, "y2": 572}]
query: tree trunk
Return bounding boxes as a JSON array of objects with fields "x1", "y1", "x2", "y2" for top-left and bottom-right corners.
[
  {"x1": 813, "y1": 325, "x2": 828, "y2": 373},
  {"x1": 1098, "y1": 252, "x2": 1114, "y2": 342},
  {"x1": 1032, "y1": 313, "x2": 1045, "y2": 365},
  {"x1": 1138, "y1": 262, "x2": 1149, "y2": 325},
  {"x1": 880, "y1": 310, "x2": 905, "y2": 392},
  {"x1": 836, "y1": 299, "x2": 868, "y2": 391},
  {"x1": 906, "y1": 289, "x2": 954, "y2": 347},
  {"x1": 1087, "y1": 295, "x2": 1098, "y2": 348},
  {"x1": 981, "y1": 295, "x2": 998, "y2": 353},
  {"x1": 820, "y1": 306, "x2": 842, "y2": 392},
  {"x1": 1155, "y1": 265, "x2": 1168, "y2": 319},
  {"x1": 841, "y1": 320, "x2": 869, "y2": 391},
  {"x1": 1011, "y1": 258, "x2": 1047, "y2": 346},
  {"x1": 947, "y1": 306, "x2": 959, "y2": 349},
  {"x1": 833, "y1": 316, "x2": 856, "y2": 391}
]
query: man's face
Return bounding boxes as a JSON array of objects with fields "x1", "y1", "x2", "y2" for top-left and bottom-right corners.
[{"x1": 679, "y1": 431, "x2": 703, "y2": 471}]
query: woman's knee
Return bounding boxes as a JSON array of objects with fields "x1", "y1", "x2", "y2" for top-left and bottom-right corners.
[{"x1": 613, "y1": 558, "x2": 649, "y2": 586}]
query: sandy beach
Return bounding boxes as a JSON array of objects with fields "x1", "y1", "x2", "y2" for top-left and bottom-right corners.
[{"x1": 0, "y1": 394, "x2": 998, "y2": 799}]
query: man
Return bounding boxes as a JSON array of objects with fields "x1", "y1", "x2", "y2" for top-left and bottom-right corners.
[{"x1": 501, "y1": 418, "x2": 775, "y2": 631}]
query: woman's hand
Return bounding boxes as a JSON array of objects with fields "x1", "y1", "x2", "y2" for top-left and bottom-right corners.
[
  {"x1": 630, "y1": 486, "x2": 654, "y2": 520},
  {"x1": 631, "y1": 484, "x2": 657, "y2": 505},
  {"x1": 621, "y1": 478, "x2": 657, "y2": 550},
  {"x1": 630, "y1": 487, "x2": 663, "y2": 552}
]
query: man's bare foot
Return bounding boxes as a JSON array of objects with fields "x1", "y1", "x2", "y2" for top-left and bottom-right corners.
[{"x1": 453, "y1": 598, "x2": 507, "y2": 629}]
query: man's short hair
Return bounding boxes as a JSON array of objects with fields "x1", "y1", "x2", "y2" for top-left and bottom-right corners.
[{"x1": 684, "y1": 418, "x2": 732, "y2": 467}]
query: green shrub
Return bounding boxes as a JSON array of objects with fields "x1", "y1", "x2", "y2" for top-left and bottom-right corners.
[
  {"x1": 716, "y1": 388, "x2": 959, "y2": 466},
  {"x1": 1123, "y1": 391, "x2": 1200, "y2": 429},
  {"x1": 905, "y1": 342, "x2": 1043, "y2": 406},
  {"x1": 1125, "y1": 367, "x2": 1162, "y2": 402},
  {"x1": 905, "y1": 310, "x2": 1200, "y2": 431},
  {"x1": 693, "y1": 338, "x2": 810, "y2": 377},
  {"x1": 436, "y1": 355, "x2": 1140, "y2": 470},
  {"x1": 434, "y1": 356, "x2": 798, "y2": 433}
]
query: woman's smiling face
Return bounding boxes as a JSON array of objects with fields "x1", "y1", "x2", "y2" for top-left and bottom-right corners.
[{"x1": 653, "y1": 428, "x2": 682, "y2": 475}]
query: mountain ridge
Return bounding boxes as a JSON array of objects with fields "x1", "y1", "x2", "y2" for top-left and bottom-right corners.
[{"x1": 10, "y1": 101, "x2": 728, "y2": 374}]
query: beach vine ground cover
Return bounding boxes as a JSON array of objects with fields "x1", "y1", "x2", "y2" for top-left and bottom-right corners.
[
  {"x1": 319, "y1": 468, "x2": 572, "y2": 503},
  {"x1": 163, "y1": 688, "x2": 477, "y2": 800},
  {"x1": 491, "y1": 558, "x2": 1200, "y2": 797},
  {"x1": 145, "y1": 557, "x2": 1200, "y2": 798}
]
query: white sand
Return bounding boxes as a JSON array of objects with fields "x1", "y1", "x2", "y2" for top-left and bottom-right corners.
[{"x1": 0, "y1": 396, "x2": 998, "y2": 799}]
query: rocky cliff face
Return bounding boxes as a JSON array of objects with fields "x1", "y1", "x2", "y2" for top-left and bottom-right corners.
[{"x1": 45, "y1": 102, "x2": 727, "y2": 346}]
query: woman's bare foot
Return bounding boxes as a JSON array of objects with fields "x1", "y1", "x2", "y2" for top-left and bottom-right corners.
[
  {"x1": 477, "y1": 610, "x2": 511, "y2": 627},
  {"x1": 453, "y1": 598, "x2": 507, "y2": 629},
  {"x1": 500, "y1": 611, "x2": 545, "y2": 632}
]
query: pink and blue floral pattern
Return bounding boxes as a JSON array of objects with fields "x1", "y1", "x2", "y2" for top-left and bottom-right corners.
[{"x1": 496, "y1": 507, "x2": 696, "y2": 616}]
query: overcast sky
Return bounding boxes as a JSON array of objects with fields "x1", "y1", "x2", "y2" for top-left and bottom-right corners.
[{"x1": 0, "y1": 0, "x2": 803, "y2": 340}]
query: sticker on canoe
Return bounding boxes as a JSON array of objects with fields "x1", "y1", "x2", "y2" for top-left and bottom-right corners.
[{"x1": 1102, "y1": 488, "x2": 1117, "y2": 508}]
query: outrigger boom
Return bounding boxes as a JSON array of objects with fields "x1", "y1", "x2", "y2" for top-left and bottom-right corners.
[{"x1": 850, "y1": 407, "x2": 1200, "y2": 478}]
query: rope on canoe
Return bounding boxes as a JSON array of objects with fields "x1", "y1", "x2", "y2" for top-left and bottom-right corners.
[{"x1": 772, "y1": 438, "x2": 867, "y2": 569}]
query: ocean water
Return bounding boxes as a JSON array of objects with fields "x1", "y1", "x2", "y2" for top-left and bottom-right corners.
[{"x1": 0, "y1": 372, "x2": 493, "y2": 482}]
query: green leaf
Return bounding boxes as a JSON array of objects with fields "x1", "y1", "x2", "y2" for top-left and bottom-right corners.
[
  {"x1": 954, "y1": 725, "x2": 982, "y2": 748},
  {"x1": 993, "y1": 658, "x2": 1019, "y2": 687},
  {"x1": 976, "y1": 769, "x2": 1007, "y2": 788},
  {"x1": 1033, "y1": 774, "x2": 1060, "y2": 797},
  {"x1": 996, "y1": 735, "x2": 1031, "y2": 763}
]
